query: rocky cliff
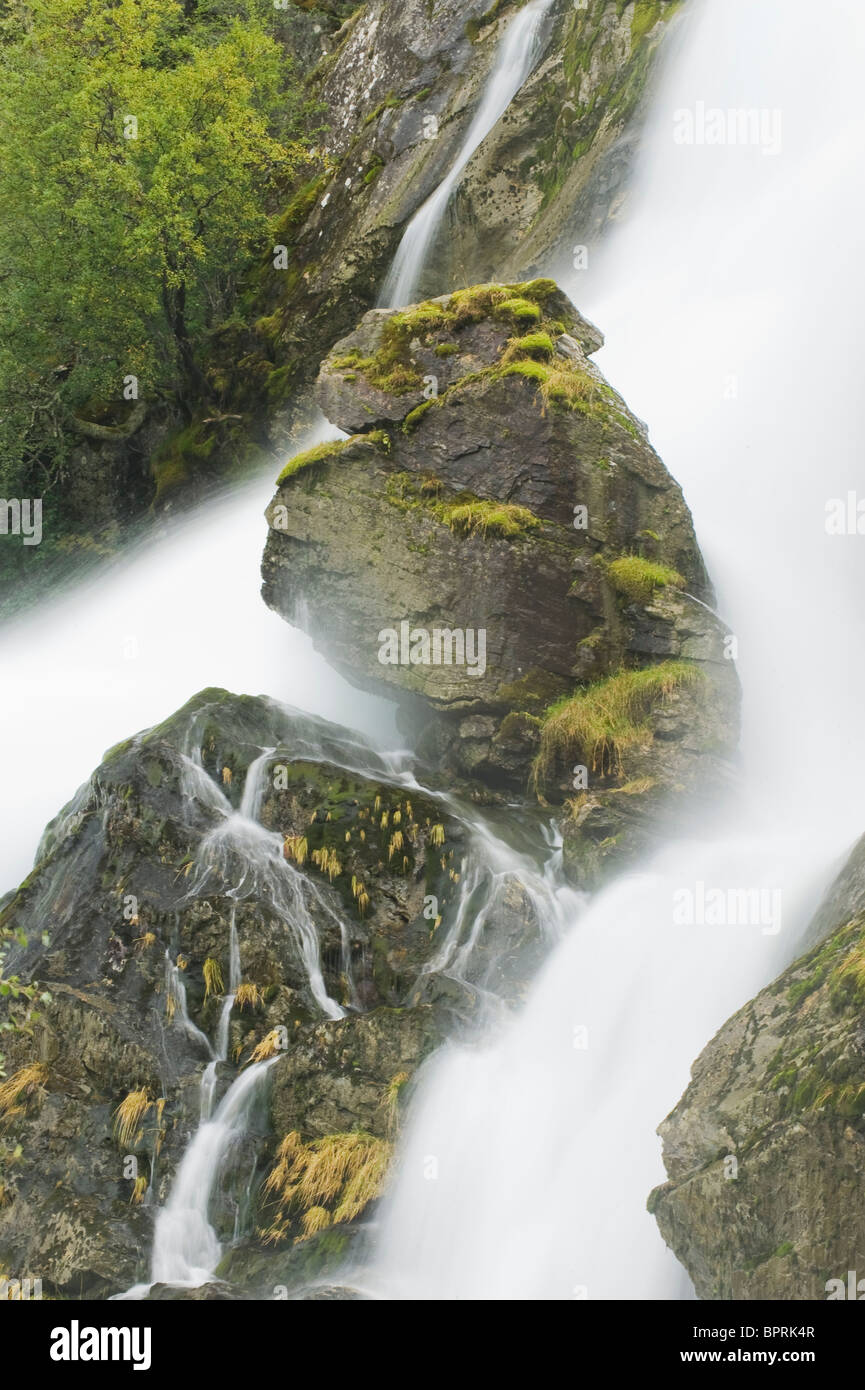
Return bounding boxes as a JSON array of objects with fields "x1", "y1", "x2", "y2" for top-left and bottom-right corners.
[
  {"x1": 261, "y1": 0, "x2": 686, "y2": 444},
  {"x1": 262, "y1": 277, "x2": 739, "y2": 884},
  {"x1": 649, "y1": 834, "x2": 865, "y2": 1299},
  {"x1": 4, "y1": 1, "x2": 685, "y2": 620}
]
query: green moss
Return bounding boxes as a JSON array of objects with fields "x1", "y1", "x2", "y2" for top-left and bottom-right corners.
[
  {"x1": 363, "y1": 156, "x2": 384, "y2": 185},
  {"x1": 533, "y1": 660, "x2": 703, "y2": 784},
  {"x1": 384, "y1": 472, "x2": 539, "y2": 539},
  {"x1": 441, "y1": 499, "x2": 541, "y2": 539},
  {"x1": 498, "y1": 668, "x2": 570, "y2": 712},
  {"x1": 495, "y1": 296, "x2": 542, "y2": 325},
  {"x1": 631, "y1": 0, "x2": 681, "y2": 45},
  {"x1": 496, "y1": 711, "x2": 543, "y2": 741},
  {"x1": 272, "y1": 172, "x2": 330, "y2": 245},
  {"x1": 508, "y1": 331, "x2": 554, "y2": 360},
  {"x1": 501, "y1": 359, "x2": 549, "y2": 384},
  {"x1": 331, "y1": 280, "x2": 570, "y2": 405},
  {"x1": 151, "y1": 421, "x2": 217, "y2": 501},
  {"x1": 363, "y1": 91, "x2": 403, "y2": 126},
  {"x1": 500, "y1": 356, "x2": 608, "y2": 420},
  {"x1": 403, "y1": 400, "x2": 435, "y2": 432},
  {"x1": 276, "y1": 438, "x2": 351, "y2": 484},
  {"x1": 607, "y1": 555, "x2": 685, "y2": 605},
  {"x1": 265, "y1": 362, "x2": 298, "y2": 406},
  {"x1": 389, "y1": 301, "x2": 447, "y2": 335}
]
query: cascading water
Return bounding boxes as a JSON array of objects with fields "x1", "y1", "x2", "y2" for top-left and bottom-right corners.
[
  {"x1": 8, "y1": 0, "x2": 860, "y2": 1304},
  {"x1": 119, "y1": 1058, "x2": 278, "y2": 1298},
  {"x1": 0, "y1": 428, "x2": 393, "y2": 894},
  {"x1": 360, "y1": 0, "x2": 865, "y2": 1299},
  {"x1": 378, "y1": 0, "x2": 554, "y2": 309}
]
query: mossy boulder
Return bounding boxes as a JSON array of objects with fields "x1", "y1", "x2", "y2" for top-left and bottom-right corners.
[
  {"x1": 262, "y1": 280, "x2": 739, "y2": 851},
  {"x1": 0, "y1": 688, "x2": 542, "y2": 1297}
]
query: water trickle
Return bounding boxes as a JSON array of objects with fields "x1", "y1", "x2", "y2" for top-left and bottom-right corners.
[
  {"x1": 378, "y1": 0, "x2": 554, "y2": 309},
  {"x1": 164, "y1": 953, "x2": 213, "y2": 1060},
  {"x1": 119, "y1": 1058, "x2": 278, "y2": 1298}
]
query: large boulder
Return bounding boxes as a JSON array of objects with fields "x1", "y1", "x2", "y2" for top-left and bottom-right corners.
[
  {"x1": 649, "y1": 836, "x2": 865, "y2": 1299},
  {"x1": 0, "y1": 688, "x2": 543, "y2": 1297},
  {"x1": 262, "y1": 278, "x2": 739, "y2": 880}
]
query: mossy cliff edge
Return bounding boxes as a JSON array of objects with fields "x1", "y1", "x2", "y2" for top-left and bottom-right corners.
[
  {"x1": 262, "y1": 277, "x2": 739, "y2": 884},
  {"x1": 650, "y1": 834, "x2": 865, "y2": 1300}
]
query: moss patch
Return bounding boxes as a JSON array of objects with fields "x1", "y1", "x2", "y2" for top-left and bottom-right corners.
[
  {"x1": 276, "y1": 438, "x2": 351, "y2": 484},
  {"x1": 442, "y1": 499, "x2": 541, "y2": 538},
  {"x1": 607, "y1": 555, "x2": 685, "y2": 605},
  {"x1": 384, "y1": 472, "x2": 540, "y2": 540}
]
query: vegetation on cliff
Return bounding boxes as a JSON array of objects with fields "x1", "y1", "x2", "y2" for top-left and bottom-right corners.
[
  {"x1": 532, "y1": 660, "x2": 702, "y2": 784},
  {"x1": 0, "y1": 0, "x2": 325, "y2": 603}
]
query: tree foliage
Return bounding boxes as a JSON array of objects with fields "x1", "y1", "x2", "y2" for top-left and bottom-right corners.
[{"x1": 0, "y1": 0, "x2": 312, "y2": 492}]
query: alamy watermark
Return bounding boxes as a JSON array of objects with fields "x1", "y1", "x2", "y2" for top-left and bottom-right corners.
[
  {"x1": 673, "y1": 102, "x2": 783, "y2": 157},
  {"x1": 377, "y1": 621, "x2": 487, "y2": 678},
  {"x1": 673, "y1": 881, "x2": 782, "y2": 936},
  {"x1": 0, "y1": 498, "x2": 42, "y2": 545}
]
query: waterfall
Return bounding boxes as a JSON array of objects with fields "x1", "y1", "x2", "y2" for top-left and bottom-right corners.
[
  {"x1": 360, "y1": 0, "x2": 865, "y2": 1299},
  {"x1": 118, "y1": 1058, "x2": 278, "y2": 1298},
  {"x1": 10, "y1": 0, "x2": 862, "y2": 1304},
  {"x1": 0, "y1": 432, "x2": 395, "y2": 895},
  {"x1": 378, "y1": 0, "x2": 554, "y2": 309}
]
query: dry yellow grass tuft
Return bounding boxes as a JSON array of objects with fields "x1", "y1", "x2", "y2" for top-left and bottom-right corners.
[
  {"x1": 234, "y1": 981, "x2": 263, "y2": 1012},
  {"x1": 112, "y1": 1089, "x2": 151, "y2": 1148},
  {"x1": 533, "y1": 662, "x2": 702, "y2": 785},
  {"x1": 203, "y1": 957, "x2": 224, "y2": 1001},
  {"x1": 248, "y1": 1029, "x2": 284, "y2": 1064},
  {"x1": 261, "y1": 1130, "x2": 391, "y2": 1244},
  {"x1": 0, "y1": 1063, "x2": 48, "y2": 1124}
]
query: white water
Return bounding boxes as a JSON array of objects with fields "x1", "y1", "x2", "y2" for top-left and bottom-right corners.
[
  {"x1": 0, "y1": 445, "x2": 397, "y2": 895},
  {"x1": 378, "y1": 0, "x2": 554, "y2": 308},
  {"x1": 120, "y1": 1057, "x2": 278, "y2": 1297},
  {"x1": 364, "y1": 0, "x2": 865, "y2": 1298},
  {"x1": 184, "y1": 748, "x2": 344, "y2": 1020},
  {"x1": 10, "y1": 0, "x2": 864, "y2": 1303}
]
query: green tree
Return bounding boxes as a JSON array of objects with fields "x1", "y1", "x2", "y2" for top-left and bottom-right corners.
[{"x1": 0, "y1": 0, "x2": 311, "y2": 493}]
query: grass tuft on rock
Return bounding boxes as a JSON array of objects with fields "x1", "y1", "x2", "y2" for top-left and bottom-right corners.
[
  {"x1": 0, "y1": 1062, "x2": 48, "y2": 1124},
  {"x1": 607, "y1": 555, "x2": 685, "y2": 604},
  {"x1": 505, "y1": 331, "x2": 554, "y2": 360},
  {"x1": 234, "y1": 981, "x2": 262, "y2": 1011},
  {"x1": 261, "y1": 1130, "x2": 391, "y2": 1244},
  {"x1": 533, "y1": 660, "x2": 702, "y2": 784},
  {"x1": 112, "y1": 1088, "x2": 151, "y2": 1148},
  {"x1": 248, "y1": 1028, "x2": 284, "y2": 1064},
  {"x1": 203, "y1": 957, "x2": 224, "y2": 1001},
  {"x1": 443, "y1": 498, "x2": 541, "y2": 538},
  {"x1": 494, "y1": 296, "x2": 542, "y2": 325}
]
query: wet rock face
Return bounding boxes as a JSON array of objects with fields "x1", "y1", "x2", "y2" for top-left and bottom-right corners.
[
  {"x1": 264, "y1": 1, "x2": 682, "y2": 428},
  {"x1": 262, "y1": 278, "x2": 738, "y2": 826},
  {"x1": 0, "y1": 688, "x2": 543, "y2": 1297},
  {"x1": 649, "y1": 844, "x2": 865, "y2": 1299}
]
